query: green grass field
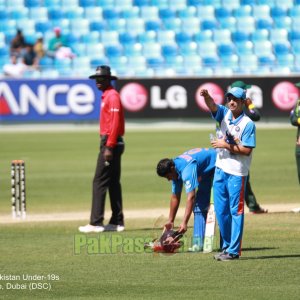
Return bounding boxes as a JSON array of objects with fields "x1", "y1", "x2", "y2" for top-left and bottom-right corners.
[{"x1": 0, "y1": 127, "x2": 300, "y2": 299}]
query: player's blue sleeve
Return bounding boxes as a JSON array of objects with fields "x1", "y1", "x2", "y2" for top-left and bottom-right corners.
[
  {"x1": 172, "y1": 179, "x2": 183, "y2": 195},
  {"x1": 181, "y1": 162, "x2": 198, "y2": 194},
  {"x1": 212, "y1": 105, "x2": 228, "y2": 123},
  {"x1": 241, "y1": 122, "x2": 256, "y2": 148}
]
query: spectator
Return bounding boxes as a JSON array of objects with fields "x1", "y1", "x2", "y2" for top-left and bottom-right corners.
[
  {"x1": 3, "y1": 55, "x2": 27, "y2": 78},
  {"x1": 55, "y1": 43, "x2": 76, "y2": 60},
  {"x1": 34, "y1": 35, "x2": 46, "y2": 59},
  {"x1": 47, "y1": 27, "x2": 67, "y2": 57},
  {"x1": 10, "y1": 29, "x2": 26, "y2": 58},
  {"x1": 22, "y1": 44, "x2": 39, "y2": 69}
]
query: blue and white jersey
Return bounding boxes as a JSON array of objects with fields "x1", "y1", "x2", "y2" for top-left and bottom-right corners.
[
  {"x1": 172, "y1": 148, "x2": 216, "y2": 195},
  {"x1": 213, "y1": 105, "x2": 256, "y2": 176}
]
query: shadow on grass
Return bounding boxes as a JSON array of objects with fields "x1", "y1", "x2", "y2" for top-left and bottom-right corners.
[
  {"x1": 125, "y1": 227, "x2": 167, "y2": 232},
  {"x1": 242, "y1": 247, "x2": 278, "y2": 252},
  {"x1": 242, "y1": 254, "x2": 300, "y2": 260},
  {"x1": 125, "y1": 226, "x2": 195, "y2": 232}
]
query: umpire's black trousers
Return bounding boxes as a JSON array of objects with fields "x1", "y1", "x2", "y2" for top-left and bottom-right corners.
[{"x1": 90, "y1": 137, "x2": 124, "y2": 226}]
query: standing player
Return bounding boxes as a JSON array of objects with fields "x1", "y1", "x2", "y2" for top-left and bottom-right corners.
[
  {"x1": 230, "y1": 80, "x2": 267, "y2": 214},
  {"x1": 156, "y1": 148, "x2": 216, "y2": 251},
  {"x1": 201, "y1": 87, "x2": 256, "y2": 261},
  {"x1": 79, "y1": 65, "x2": 125, "y2": 233},
  {"x1": 290, "y1": 82, "x2": 300, "y2": 184}
]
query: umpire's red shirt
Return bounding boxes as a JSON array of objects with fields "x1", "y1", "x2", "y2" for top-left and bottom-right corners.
[{"x1": 100, "y1": 86, "x2": 125, "y2": 148}]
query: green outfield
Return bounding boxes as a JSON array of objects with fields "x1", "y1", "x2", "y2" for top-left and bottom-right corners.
[{"x1": 0, "y1": 127, "x2": 299, "y2": 299}]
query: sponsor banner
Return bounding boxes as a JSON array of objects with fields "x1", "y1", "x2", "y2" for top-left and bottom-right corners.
[
  {"x1": 117, "y1": 77, "x2": 300, "y2": 119},
  {"x1": 0, "y1": 77, "x2": 298, "y2": 122},
  {"x1": 0, "y1": 79, "x2": 101, "y2": 122}
]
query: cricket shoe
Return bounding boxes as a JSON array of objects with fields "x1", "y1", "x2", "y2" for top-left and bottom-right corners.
[
  {"x1": 78, "y1": 224, "x2": 105, "y2": 233},
  {"x1": 188, "y1": 245, "x2": 202, "y2": 252},
  {"x1": 250, "y1": 207, "x2": 268, "y2": 214},
  {"x1": 216, "y1": 252, "x2": 239, "y2": 261},
  {"x1": 213, "y1": 249, "x2": 227, "y2": 260},
  {"x1": 104, "y1": 224, "x2": 125, "y2": 232}
]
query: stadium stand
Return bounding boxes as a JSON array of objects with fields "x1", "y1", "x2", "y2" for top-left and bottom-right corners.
[{"x1": 0, "y1": 0, "x2": 300, "y2": 77}]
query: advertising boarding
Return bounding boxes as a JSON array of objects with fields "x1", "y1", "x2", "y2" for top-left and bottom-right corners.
[
  {"x1": 0, "y1": 79, "x2": 100, "y2": 122},
  {"x1": 0, "y1": 77, "x2": 298, "y2": 123}
]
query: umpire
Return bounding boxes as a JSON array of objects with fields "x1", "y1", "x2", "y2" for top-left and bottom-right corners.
[{"x1": 79, "y1": 65, "x2": 125, "y2": 233}]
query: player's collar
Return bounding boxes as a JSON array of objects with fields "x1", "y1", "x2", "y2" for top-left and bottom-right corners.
[{"x1": 228, "y1": 111, "x2": 245, "y2": 125}]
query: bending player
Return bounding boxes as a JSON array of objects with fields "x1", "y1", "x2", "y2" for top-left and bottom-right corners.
[{"x1": 156, "y1": 148, "x2": 216, "y2": 251}]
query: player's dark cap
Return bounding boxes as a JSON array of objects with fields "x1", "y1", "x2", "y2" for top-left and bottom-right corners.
[
  {"x1": 231, "y1": 80, "x2": 251, "y2": 89},
  {"x1": 89, "y1": 65, "x2": 118, "y2": 80},
  {"x1": 295, "y1": 82, "x2": 300, "y2": 88},
  {"x1": 225, "y1": 87, "x2": 246, "y2": 100}
]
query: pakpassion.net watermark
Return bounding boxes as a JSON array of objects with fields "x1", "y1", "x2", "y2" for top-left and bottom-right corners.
[{"x1": 74, "y1": 234, "x2": 194, "y2": 255}]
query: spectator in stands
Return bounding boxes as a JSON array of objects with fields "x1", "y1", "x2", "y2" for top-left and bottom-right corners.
[
  {"x1": 34, "y1": 34, "x2": 46, "y2": 59},
  {"x1": 3, "y1": 55, "x2": 27, "y2": 78},
  {"x1": 55, "y1": 43, "x2": 76, "y2": 60},
  {"x1": 10, "y1": 29, "x2": 26, "y2": 58},
  {"x1": 290, "y1": 82, "x2": 300, "y2": 184},
  {"x1": 47, "y1": 27, "x2": 67, "y2": 58},
  {"x1": 22, "y1": 43, "x2": 39, "y2": 69},
  {"x1": 47, "y1": 27, "x2": 75, "y2": 60}
]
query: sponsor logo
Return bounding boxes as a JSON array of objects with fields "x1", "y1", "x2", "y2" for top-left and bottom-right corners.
[
  {"x1": 185, "y1": 180, "x2": 191, "y2": 189},
  {"x1": 272, "y1": 81, "x2": 299, "y2": 111},
  {"x1": 151, "y1": 85, "x2": 187, "y2": 109},
  {"x1": 178, "y1": 154, "x2": 193, "y2": 162},
  {"x1": 120, "y1": 83, "x2": 187, "y2": 112},
  {"x1": 0, "y1": 82, "x2": 95, "y2": 117},
  {"x1": 195, "y1": 83, "x2": 224, "y2": 111},
  {"x1": 120, "y1": 83, "x2": 148, "y2": 112}
]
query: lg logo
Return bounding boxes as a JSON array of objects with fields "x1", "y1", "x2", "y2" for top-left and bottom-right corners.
[
  {"x1": 120, "y1": 82, "x2": 226, "y2": 112},
  {"x1": 272, "y1": 81, "x2": 299, "y2": 111},
  {"x1": 120, "y1": 83, "x2": 187, "y2": 112}
]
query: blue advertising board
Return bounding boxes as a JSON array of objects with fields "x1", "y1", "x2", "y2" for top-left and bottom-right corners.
[{"x1": 0, "y1": 79, "x2": 101, "y2": 122}]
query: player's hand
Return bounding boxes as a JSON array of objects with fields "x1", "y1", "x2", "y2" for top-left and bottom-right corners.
[
  {"x1": 104, "y1": 147, "x2": 113, "y2": 162},
  {"x1": 178, "y1": 222, "x2": 187, "y2": 234},
  {"x1": 163, "y1": 222, "x2": 174, "y2": 232},
  {"x1": 200, "y1": 89, "x2": 209, "y2": 98},
  {"x1": 245, "y1": 98, "x2": 252, "y2": 108},
  {"x1": 210, "y1": 137, "x2": 227, "y2": 149}
]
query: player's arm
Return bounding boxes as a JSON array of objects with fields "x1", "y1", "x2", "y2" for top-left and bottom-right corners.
[
  {"x1": 217, "y1": 139, "x2": 252, "y2": 155},
  {"x1": 104, "y1": 94, "x2": 122, "y2": 161},
  {"x1": 169, "y1": 194, "x2": 180, "y2": 223},
  {"x1": 290, "y1": 100, "x2": 300, "y2": 126},
  {"x1": 178, "y1": 189, "x2": 196, "y2": 234},
  {"x1": 164, "y1": 193, "x2": 181, "y2": 231},
  {"x1": 212, "y1": 121, "x2": 256, "y2": 156},
  {"x1": 213, "y1": 139, "x2": 253, "y2": 155},
  {"x1": 200, "y1": 89, "x2": 218, "y2": 113}
]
